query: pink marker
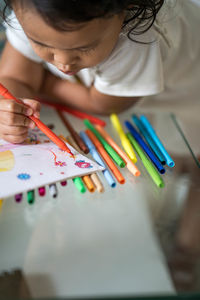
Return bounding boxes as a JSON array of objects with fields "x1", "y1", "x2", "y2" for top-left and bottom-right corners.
[{"x1": 38, "y1": 187, "x2": 46, "y2": 196}]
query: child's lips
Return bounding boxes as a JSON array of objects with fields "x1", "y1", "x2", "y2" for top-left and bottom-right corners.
[
  {"x1": 63, "y1": 71, "x2": 76, "y2": 75},
  {"x1": 59, "y1": 69, "x2": 78, "y2": 75}
]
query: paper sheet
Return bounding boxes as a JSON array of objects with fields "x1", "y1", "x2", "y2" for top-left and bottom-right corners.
[{"x1": 0, "y1": 128, "x2": 104, "y2": 198}]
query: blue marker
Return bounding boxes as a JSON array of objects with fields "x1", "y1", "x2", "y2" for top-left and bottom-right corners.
[
  {"x1": 140, "y1": 115, "x2": 175, "y2": 167},
  {"x1": 80, "y1": 131, "x2": 116, "y2": 188},
  {"x1": 124, "y1": 120, "x2": 165, "y2": 174},
  {"x1": 132, "y1": 115, "x2": 166, "y2": 165}
]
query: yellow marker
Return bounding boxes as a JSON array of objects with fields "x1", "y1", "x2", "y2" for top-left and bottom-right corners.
[
  {"x1": 110, "y1": 114, "x2": 137, "y2": 163},
  {"x1": 59, "y1": 134, "x2": 68, "y2": 143},
  {"x1": 0, "y1": 199, "x2": 3, "y2": 210}
]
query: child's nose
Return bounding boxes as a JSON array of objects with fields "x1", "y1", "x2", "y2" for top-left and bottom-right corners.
[{"x1": 54, "y1": 51, "x2": 77, "y2": 66}]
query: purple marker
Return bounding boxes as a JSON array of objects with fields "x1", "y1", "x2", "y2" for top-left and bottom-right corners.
[{"x1": 15, "y1": 193, "x2": 23, "y2": 203}]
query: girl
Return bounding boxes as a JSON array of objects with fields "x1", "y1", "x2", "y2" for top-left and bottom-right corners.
[{"x1": 0, "y1": 0, "x2": 199, "y2": 144}]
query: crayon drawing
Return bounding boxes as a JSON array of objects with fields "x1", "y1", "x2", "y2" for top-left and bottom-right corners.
[
  {"x1": 0, "y1": 150, "x2": 15, "y2": 172},
  {"x1": 0, "y1": 128, "x2": 104, "y2": 198},
  {"x1": 75, "y1": 160, "x2": 93, "y2": 169}
]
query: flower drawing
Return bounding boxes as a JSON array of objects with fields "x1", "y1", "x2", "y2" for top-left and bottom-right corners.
[{"x1": 55, "y1": 161, "x2": 67, "y2": 167}]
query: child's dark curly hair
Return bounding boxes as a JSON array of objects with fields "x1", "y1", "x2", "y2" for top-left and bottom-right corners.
[{"x1": 2, "y1": 0, "x2": 164, "y2": 39}]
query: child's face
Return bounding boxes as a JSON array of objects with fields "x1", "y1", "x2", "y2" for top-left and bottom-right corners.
[{"x1": 15, "y1": 7, "x2": 124, "y2": 75}]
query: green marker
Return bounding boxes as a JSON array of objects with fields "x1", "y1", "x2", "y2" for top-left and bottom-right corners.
[
  {"x1": 73, "y1": 177, "x2": 86, "y2": 193},
  {"x1": 127, "y1": 133, "x2": 164, "y2": 188},
  {"x1": 84, "y1": 119, "x2": 125, "y2": 168},
  {"x1": 27, "y1": 190, "x2": 35, "y2": 204}
]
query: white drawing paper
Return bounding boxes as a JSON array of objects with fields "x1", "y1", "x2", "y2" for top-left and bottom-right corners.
[{"x1": 0, "y1": 128, "x2": 104, "y2": 198}]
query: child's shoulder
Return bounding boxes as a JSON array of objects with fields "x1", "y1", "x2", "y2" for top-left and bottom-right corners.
[{"x1": 96, "y1": 26, "x2": 160, "y2": 74}]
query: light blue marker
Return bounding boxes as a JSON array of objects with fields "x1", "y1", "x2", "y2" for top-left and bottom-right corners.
[
  {"x1": 132, "y1": 115, "x2": 166, "y2": 165},
  {"x1": 140, "y1": 115, "x2": 175, "y2": 167},
  {"x1": 80, "y1": 131, "x2": 116, "y2": 188}
]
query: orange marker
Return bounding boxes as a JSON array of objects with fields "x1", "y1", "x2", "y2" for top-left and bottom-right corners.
[
  {"x1": 86, "y1": 129, "x2": 125, "y2": 184},
  {"x1": 95, "y1": 125, "x2": 140, "y2": 177},
  {"x1": 0, "y1": 83, "x2": 74, "y2": 156},
  {"x1": 82, "y1": 175, "x2": 95, "y2": 193}
]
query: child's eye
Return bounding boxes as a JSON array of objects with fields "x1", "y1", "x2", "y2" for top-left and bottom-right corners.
[
  {"x1": 32, "y1": 39, "x2": 97, "y2": 54},
  {"x1": 78, "y1": 46, "x2": 96, "y2": 54},
  {"x1": 31, "y1": 40, "x2": 48, "y2": 49},
  {"x1": 35, "y1": 43, "x2": 47, "y2": 49}
]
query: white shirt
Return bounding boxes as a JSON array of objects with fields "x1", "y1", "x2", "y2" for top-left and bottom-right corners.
[{"x1": 4, "y1": 0, "x2": 200, "y2": 104}]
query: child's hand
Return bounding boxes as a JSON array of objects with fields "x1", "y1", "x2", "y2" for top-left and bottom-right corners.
[{"x1": 0, "y1": 98, "x2": 41, "y2": 144}]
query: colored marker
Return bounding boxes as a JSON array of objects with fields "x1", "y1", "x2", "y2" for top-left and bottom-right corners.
[
  {"x1": 60, "y1": 181, "x2": 67, "y2": 186},
  {"x1": 59, "y1": 134, "x2": 69, "y2": 143},
  {"x1": 132, "y1": 115, "x2": 166, "y2": 165},
  {"x1": 127, "y1": 132, "x2": 164, "y2": 188},
  {"x1": 66, "y1": 135, "x2": 97, "y2": 193},
  {"x1": 38, "y1": 187, "x2": 46, "y2": 196},
  {"x1": 15, "y1": 193, "x2": 23, "y2": 202},
  {"x1": 84, "y1": 119, "x2": 126, "y2": 168},
  {"x1": 82, "y1": 175, "x2": 95, "y2": 193},
  {"x1": 49, "y1": 183, "x2": 58, "y2": 198},
  {"x1": 110, "y1": 114, "x2": 137, "y2": 163},
  {"x1": 86, "y1": 129, "x2": 125, "y2": 184},
  {"x1": 0, "y1": 83, "x2": 74, "y2": 155},
  {"x1": 27, "y1": 190, "x2": 35, "y2": 204},
  {"x1": 140, "y1": 115, "x2": 175, "y2": 167},
  {"x1": 80, "y1": 131, "x2": 116, "y2": 188},
  {"x1": 38, "y1": 98, "x2": 106, "y2": 127},
  {"x1": 102, "y1": 168, "x2": 117, "y2": 188},
  {"x1": 0, "y1": 199, "x2": 3, "y2": 209},
  {"x1": 95, "y1": 125, "x2": 140, "y2": 177},
  {"x1": 90, "y1": 173, "x2": 104, "y2": 193},
  {"x1": 124, "y1": 120, "x2": 165, "y2": 174},
  {"x1": 57, "y1": 109, "x2": 89, "y2": 154},
  {"x1": 72, "y1": 177, "x2": 86, "y2": 193}
]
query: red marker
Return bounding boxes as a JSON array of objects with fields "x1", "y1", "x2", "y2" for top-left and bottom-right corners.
[
  {"x1": 0, "y1": 83, "x2": 74, "y2": 156},
  {"x1": 38, "y1": 98, "x2": 106, "y2": 127}
]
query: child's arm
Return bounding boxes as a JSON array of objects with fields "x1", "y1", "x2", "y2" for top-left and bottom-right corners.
[
  {"x1": 0, "y1": 42, "x2": 43, "y2": 143},
  {"x1": 41, "y1": 71, "x2": 141, "y2": 115},
  {"x1": 0, "y1": 42, "x2": 44, "y2": 97}
]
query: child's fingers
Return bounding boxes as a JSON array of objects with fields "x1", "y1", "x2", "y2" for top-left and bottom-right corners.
[
  {"x1": 0, "y1": 111, "x2": 35, "y2": 128},
  {"x1": 0, "y1": 99, "x2": 33, "y2": 116},
  {"x1": 22, "y1": 99, "x2": 41, "y2": 118},
  {"x1": 2, "y1": 132, "x2": 28, "y2": 144},
  {"x1": 0, "y1": 123, "x2": 28, "y2": 136}
]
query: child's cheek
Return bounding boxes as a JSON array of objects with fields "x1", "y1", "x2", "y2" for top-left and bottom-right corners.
[{"x1": 31, "y1": 44, "x2": 53, "y2": 61}]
